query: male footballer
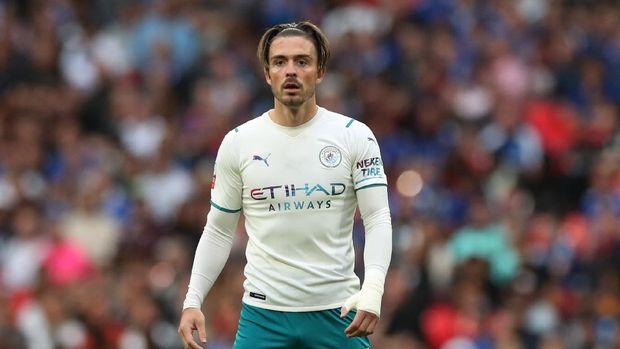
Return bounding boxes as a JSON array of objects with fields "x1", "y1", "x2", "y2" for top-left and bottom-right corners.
[{"x1": 178, "y1": 20, "x2": 392, "y2": 349}]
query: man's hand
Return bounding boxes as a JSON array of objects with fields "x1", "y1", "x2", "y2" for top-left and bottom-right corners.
[
  {"x1": 340, "y1": 278, "x2": 384, "y2": 337},
  {"x1": 340, "y1": 307, "x2": 379, "y2": 337},
  {"x1": 178, "y1": 308, "x2": 207, "y2": 349}
]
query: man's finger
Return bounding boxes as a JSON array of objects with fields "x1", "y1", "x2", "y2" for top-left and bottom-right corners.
[
  {"x1": 357, "y1": 316, "x2": 378, "y2": 337},
  {"x1": 196, "y1": 316, "x2": 207, "y2": 343},
  {"x1": 346, "y1": 310, "x2": 379, "y2": 337},
  {"x1": 348, "y1": 313, "x2": 373, "y2": 337},
  {"x1": 344, "y1": 316, "x2": 359, "y2": 335},
  {"x1": 365, "y1": 316, "x2": 378, "y2": 335},
  {"x1": 344, "y1": 311, "x2": 365, "y2": 336},
  {"x1": 179, "y1": 324, "x2": 203, "y2": 349}
]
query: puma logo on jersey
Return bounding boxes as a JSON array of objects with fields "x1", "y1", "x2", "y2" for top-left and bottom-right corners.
[
  {"x1": 252, "y1": 153, "x2": 271, "y2": 167},
  {"x1": 367, "y1": 137, "x2": 376, "y2": 143}
]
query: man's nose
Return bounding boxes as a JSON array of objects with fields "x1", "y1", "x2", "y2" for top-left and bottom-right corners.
[{"x1": 284, "y1": 61, "x2": 297, "y2": 76}]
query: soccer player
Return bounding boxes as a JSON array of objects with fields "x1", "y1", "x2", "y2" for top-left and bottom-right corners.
[{"x1": 178, "y1": 21, "x2": 392, "y2": 349}]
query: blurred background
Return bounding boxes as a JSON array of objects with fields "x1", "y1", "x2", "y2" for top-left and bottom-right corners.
[{"x1": 0, "y1": 0, "x2": 620, "y2": 348}]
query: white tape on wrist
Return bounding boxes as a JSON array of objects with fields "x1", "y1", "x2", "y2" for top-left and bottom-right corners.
[{"x1": 342, "y1": 278, "x2": 384, "y2": 317}]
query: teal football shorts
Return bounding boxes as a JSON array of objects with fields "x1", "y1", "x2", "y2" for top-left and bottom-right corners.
[{"x1": 233, "y1": 302, "x2": 371, "y2": 349}]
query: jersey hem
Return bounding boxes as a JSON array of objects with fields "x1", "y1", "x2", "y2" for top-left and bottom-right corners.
[{"x1": 241, "y1": 297, "x2": 349, "y2": 312}]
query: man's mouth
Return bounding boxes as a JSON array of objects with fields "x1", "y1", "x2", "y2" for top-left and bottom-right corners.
[{"x1": 283, "y1": 81, "x2": 300, "y2": 90}]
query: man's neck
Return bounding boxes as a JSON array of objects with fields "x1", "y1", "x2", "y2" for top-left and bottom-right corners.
[{"x1": 269, "y1": 100, "x2": 318, "y2": 127}]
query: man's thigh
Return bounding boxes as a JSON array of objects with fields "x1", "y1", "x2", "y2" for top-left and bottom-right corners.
[
  {"x1": 297, "y1": 308, "x2": 371, "y2": 349},
  {"x1": 233, "y1": 303, "x2": 298, "y2": 349},
  {"x1": 233, "y1": 303, "x2": 370, "y2": 349}
]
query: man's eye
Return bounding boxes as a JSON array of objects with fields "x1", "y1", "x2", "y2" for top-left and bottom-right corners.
[
  {"x1": 298, "y1": 60, "x2": 308, "y2": 66},
  {"x1": 273, "y1": 60, "x2": 285, "y2": 66}
]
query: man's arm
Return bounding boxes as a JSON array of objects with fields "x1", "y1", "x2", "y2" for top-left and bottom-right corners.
[
  {"x1": 183, "y1": 208, "x2": 240, "y2": 309},
  {"x1": 179, "y1": 130, "x2": 243, "y2": 349},
  {"x1": 341, "y1": 185, "x2": 392, "y2": 337},
  {"x1": 178, "y1": 207, "x2": 240, "y2": 349}
]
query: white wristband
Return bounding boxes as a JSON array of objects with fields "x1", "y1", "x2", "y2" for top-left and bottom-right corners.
[{"x1": 342, "y1": 278, "x2": 384, "y2": 317}]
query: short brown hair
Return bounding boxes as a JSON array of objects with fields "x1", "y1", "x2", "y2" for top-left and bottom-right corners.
[{"x1": 257, "y1": 21, "x2": 330, "y2": 74}]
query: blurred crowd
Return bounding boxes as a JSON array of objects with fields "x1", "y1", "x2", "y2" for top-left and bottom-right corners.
[{"x1": 0, "y1": 0, "x2": 619, "y2": 348}]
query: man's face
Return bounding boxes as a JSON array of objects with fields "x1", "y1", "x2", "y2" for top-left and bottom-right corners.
[{"x1": 265, "y1": 35, "x2": 324, "y2": 108}]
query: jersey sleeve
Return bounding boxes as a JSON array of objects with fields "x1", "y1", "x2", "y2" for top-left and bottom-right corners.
[
  {"x1": 351, "y1": 123, "x2": 387, "y2": 191},
  {"x1": 210, "y1": 131, "x2": 242, "y2": 213}
]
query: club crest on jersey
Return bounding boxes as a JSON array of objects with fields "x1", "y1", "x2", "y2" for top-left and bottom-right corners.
[{"x1": 319, "y1": 146, "x2": 341, "y2": 168}]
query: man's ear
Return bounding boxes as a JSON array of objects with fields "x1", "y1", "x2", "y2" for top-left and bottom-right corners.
[
  {"x1": 264, "y1": 67, "x2": 272, "y2": 86},
  {"x1": 316, "y1": 69, "x2": 325, "y2": 84}
]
